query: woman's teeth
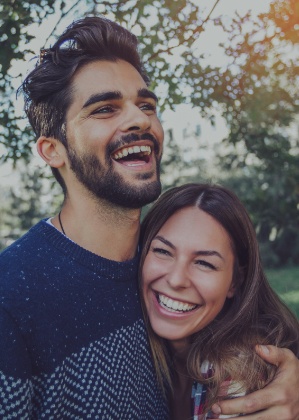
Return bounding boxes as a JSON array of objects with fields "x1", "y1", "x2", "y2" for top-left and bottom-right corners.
[{"x1": 158, "y1": 293, "x2": 198, "y2": 313}]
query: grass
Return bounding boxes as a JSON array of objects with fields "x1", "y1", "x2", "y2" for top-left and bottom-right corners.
[{"x1": 266, "y1": 266, "x2": 299, "y2": 319}]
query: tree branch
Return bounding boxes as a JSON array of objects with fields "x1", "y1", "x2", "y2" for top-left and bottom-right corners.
[
  {"x1": 43, "y1": 0, "x2": 83, "y2": 47},
  {"x1": 148, "y1": 0, "x2": 222, "y2": 61}
]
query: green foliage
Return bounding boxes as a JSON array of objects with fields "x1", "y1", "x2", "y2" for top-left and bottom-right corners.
[
  {"x1": 0, "y1": 0, "x2": 57, "y2": 162},
  {"x1": 222, "y1": 155, "x2": 299, "y2": 268},
  {"x1": 0, "y1": 0, "x2": 56, "y2": 75},
  {"x1": 211, "y1": 0, "x2": 299, "y2": 268},
  {"x1": 0, "y1": 165, "x2": 62, "y2": 250},
  {"x1": 266, "y1": 266, "x2": 299, "y2": 318}
]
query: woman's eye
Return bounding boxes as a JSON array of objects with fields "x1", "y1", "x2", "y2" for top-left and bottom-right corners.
[
  {"x1": 195, "y1": 260, "x2": 216, "y2": 270},
  {"x1": 152, "y1": 247, "x2": 171, "y2": 257}
]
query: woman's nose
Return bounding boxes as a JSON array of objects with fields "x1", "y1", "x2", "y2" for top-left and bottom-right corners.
[{"x1": 166, "y1": 263, "x2": 191, "y2": 290}]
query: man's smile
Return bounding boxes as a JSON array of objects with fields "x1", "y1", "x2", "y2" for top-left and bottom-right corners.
[{"x1": 112, "y1": 144, "x2": 152, "y2": 163}]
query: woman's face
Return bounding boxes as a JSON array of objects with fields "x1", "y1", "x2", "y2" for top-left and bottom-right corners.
[{"x1": 142, "y1": 206, "x2": 235, "y2": 351}]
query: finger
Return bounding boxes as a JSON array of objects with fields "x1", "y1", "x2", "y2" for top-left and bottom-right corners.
[
  {"x1": 211, "y1": 391, "x2": 272, "y2": 417},
  {"x1": 241, "y1": 406, "x2": 295, "y2": 420},
  {"x1": 255, "y1": 344, "x2": 295, "y2": 368},
  {"x1": 211, "y1": 404, "x2": 296, "y2": 420}
]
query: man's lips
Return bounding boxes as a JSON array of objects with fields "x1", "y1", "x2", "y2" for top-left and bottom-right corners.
[
  {"x1": 112, "y1": 144, "x2": 152, "y2": 161},
  {"x1": 108, "y1": 132, "x2": 161, "y2": 164}
]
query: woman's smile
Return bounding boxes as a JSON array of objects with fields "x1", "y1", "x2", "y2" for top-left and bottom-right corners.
[{"x1": 155, "y1": 291, "x2": 199, "y2": 313}]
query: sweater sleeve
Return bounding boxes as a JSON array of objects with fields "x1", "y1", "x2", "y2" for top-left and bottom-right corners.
[{"x1": 0, "y1": 307, "x2": 33, "y2": 419}]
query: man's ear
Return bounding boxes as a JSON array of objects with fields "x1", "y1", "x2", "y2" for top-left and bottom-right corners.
[{"x1": 36, "y1": 136, "x2": 66, "y2": 168}]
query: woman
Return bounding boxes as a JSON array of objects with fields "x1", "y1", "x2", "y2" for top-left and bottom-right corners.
[{"x1": 139, "y1": 183, "x2": 299, "y2": 419}]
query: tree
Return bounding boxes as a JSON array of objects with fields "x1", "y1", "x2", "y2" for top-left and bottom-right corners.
[
  {"x1": 0, "y1": 165, "x2": 62, "y2": 250},
  {"x1": 0, "y1": 0, "x2": 57, "y2": 161},
  {"x1": 1, "y1": 0, "x2": 298, "y2": 163},
  {"x1": 212, "y1": 0, "x2": 299, "y2": 266}
]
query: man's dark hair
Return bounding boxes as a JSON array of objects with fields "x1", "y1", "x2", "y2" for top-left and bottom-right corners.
[{"x1": 20, "y1": 16, "x2": 148, "y2": 189}]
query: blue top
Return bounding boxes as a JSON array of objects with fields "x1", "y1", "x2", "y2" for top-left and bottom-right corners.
[{"x1": 0, "y1": 220, "x2": 167, "y2": 419}]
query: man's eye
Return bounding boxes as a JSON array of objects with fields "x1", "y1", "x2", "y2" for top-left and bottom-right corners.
[
  {"x1": 91, "y1": 106, "x2": 115, "y2": 115},
  {"x1": 140, "y1": 103, "x2": 156, "y2": 112}
]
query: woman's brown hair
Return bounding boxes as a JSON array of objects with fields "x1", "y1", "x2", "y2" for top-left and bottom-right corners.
[{"x1": 139, "y1": 183, "x2": 299, "y2": 409}]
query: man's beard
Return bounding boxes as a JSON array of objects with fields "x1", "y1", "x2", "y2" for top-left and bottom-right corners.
[{"x1": 66, "y1": 134, "x2": 162, "y2": 209}]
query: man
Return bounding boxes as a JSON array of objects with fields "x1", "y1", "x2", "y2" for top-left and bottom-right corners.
[{"x1": 0, "y1": 16, "x2": 298, "y2": 419}]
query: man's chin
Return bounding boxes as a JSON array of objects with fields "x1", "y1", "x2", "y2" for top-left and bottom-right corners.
[{"x1": 115, "y1": 180, "x2": 162, "y2": 209}]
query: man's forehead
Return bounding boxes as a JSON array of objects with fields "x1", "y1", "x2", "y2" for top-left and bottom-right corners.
[
  {"x1": 73, "y1": 59, "x2": 145, "y2": 87},
  {"x1": 67, "y1": 59, "x2": 154, "y2": 117}
]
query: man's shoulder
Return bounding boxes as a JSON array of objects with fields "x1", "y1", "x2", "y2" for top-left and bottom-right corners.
[
  {"x1": 0, "y1": 219, "x2": 49, "y2": 257},
  {"x1": 0, "y1": 220, "x2": 52, "y2": 285}
]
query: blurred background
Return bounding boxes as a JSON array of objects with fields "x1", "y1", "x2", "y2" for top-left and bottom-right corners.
[{"x1": 0, "y1": 0, "x2": 298, "y2": 316}]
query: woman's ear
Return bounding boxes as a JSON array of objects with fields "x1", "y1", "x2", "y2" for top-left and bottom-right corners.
[
  {"x1": 36, "y1": 136, "x2": 66, "y2": 168},
  {"x1": 227, "y1": 266, "x2": 244, "y2": 299},
  {"x1": 227, "y1": 283, "x2": 236, "y2": 298}
]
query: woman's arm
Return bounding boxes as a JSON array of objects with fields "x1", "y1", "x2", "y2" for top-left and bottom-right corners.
[{"x1": 211, "y1": 345, "x2": 299, "y2": 420}]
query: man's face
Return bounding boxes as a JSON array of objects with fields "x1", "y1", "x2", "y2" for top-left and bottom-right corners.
[{"x1": 65, "y1": 59, "x2": 164, "y2": 208}]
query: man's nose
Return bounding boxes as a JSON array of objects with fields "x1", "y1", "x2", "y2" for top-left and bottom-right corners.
[{"x1": 119, "y1": 105, "x2": 151, "y2": 132}]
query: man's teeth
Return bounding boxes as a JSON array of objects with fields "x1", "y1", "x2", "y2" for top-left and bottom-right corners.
[
  {"x1": 113, "y1": 145, "x2": 151, "y2": 160},
  {"x1": 158, "y1": 294, "x2": 197, "y2": 313}
]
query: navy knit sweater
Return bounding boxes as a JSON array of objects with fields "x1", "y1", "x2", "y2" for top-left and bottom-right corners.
[{"x1": 0, "y1": 220, "x2": 167, "y2": 419}]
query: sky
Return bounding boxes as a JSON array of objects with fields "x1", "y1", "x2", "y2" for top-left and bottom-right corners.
[{"x1": 0, "y1": 0, "x2": 273, "y2": 189}]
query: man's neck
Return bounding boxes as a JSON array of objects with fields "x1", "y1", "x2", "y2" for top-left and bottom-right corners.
[{"x1": 52, "y1": 196, "x2": 141, "y2": 262}]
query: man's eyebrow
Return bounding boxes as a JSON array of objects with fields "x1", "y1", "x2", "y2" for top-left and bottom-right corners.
[
  {"x1": 82, "y1": 91, "x2": 123, "y2": 108},
  {"x1": 82, "y1": 89, "x2": 157, "y2": 109},
  {"x1": 138, "y1": 88, "x2": 158, "y2": 103}
]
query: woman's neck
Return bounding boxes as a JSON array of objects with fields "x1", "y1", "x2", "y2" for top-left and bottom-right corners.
[{"x1": 169, "y1": 342, "x2": 193, "y2": 420}]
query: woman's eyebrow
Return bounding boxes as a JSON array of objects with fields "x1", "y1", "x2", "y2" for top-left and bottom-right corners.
[
  {"x1": 154, "y1": 236, "x2": 224, "y2": 260},
  {"x1": 82, "y1": 90, "x2": 122, "y2": 108},
  {"x1": 194, "y1": 250, "x2": 224, "y2": 261},
  {"x1": 153, "y1": 235, "x2": 175, "y2": 250}
]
